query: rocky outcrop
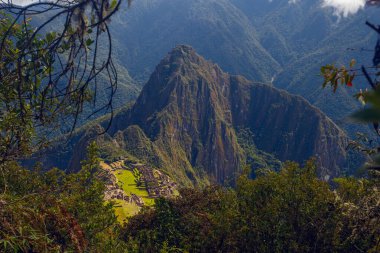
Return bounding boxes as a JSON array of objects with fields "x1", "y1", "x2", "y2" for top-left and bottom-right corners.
[
  {"x1": 108, "y1": 45, "x2": 351, "y2": 184},
  {"x1": 38, "y1": 45, "x2": 354, "y2": 185}
]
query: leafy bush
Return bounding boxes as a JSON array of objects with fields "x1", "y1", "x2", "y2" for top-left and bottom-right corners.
[
  {"x1": 0, "y1": 143, "x2": 127, "y2": 253},
  {"x1": 123, "y1": 160, "x2": 380, "y2": 253}
]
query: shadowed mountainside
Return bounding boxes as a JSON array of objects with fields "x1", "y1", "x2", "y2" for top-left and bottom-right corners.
[
  {"x1": 37, "y1": 46, "x2": 358, "y2": 185},
  {"x1": 109, "y1": 0, "x2": 379, "y2": 138}
]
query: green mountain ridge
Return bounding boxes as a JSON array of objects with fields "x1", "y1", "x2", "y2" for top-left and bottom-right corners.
[
  {"x1": 38, "y1": 46, "x2": 358, "y2": 185},
  {"x1": 112, "y1": 0, "x2": 281, "y2": 83},
  {"x1": 109, "y1": 0, "x2": 379, "y2": 138}
]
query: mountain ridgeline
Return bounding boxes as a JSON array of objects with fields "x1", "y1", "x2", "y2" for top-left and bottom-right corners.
[
  {"x1": 111, "y1": 0, "x2": 380, "y2": 137},
  {"x1": 42, "y1": 46, "x2": 356, "y2": 185}
]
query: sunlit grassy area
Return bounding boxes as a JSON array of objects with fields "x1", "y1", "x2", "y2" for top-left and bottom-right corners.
[
  {"x1": 114, "y1": 170, "x2": 148, "y2": 196},
  {"x1": 99, "y1": 163, "x2": 159, "y2": 222},
  {"x1": 113, "y1": 199, "x2": 140, "y2": 223},
  {"x1": 113, "y1": 169, "x2": 155, "y2": 206}
]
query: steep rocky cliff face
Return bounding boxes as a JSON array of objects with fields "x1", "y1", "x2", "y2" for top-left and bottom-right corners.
[
  {"x1": 109, "y1": 0, "x2": 379, "y2": 138},
  {"x1": 229, "y1": 76, "x2": 349, "y2": 180},
  {"x1": 107, "y1": 45, "x2": 351, "y2": 184},
  {"x1": 40, "y1": 46, "x2": 353, "y2": 185},
  {"x1": 109, "y1": 46, "x2": 244, "y2": 185}
]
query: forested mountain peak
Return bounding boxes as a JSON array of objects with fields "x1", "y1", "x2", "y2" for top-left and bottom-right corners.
[
  {"x1": 41, "y1": 46, "x2": 358, "y2": 185},
  {"x1": 109, "y1": 0, "x2": 379, "y2": 137}
]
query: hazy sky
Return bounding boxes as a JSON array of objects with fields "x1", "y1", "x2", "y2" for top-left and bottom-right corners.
[{"x1": 8, "y1": 0, "x2": 367, "y2": 17}]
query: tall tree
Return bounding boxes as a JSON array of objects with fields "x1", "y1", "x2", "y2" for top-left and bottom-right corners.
[{"x1": 0, "y1": 0, "x2": 131, "y2": 163}]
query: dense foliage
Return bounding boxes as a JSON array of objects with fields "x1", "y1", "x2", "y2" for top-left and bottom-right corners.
[
  {"x1": 0, "y1": 2, "x2": 130, "y2": 252},
  {"x1": 123, "y1": 161, "x2": 380, "y2": 253},
  {"x1": 1, "y1": 148, "x2": 378, "y2": 252},
  {"x1": 0, "y1": 0, "x2": 132, "y2": 164},
  {"x1": 0, "y1": 2, "x2": 379, "y2": 253},
  {"x1": 0, "y1": 143, "x2": 126, "y2": 252}
]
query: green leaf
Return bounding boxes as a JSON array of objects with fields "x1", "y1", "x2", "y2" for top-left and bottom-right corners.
[
  {"x1": 86, "y1": 38, "x2": 94, "y2": 46},
  {"x1": 46, "y1": 32, "x2": 56, "y2": 43},
  {"x1": 110, "y1": 0, "x2": 118, "y2": 10},
  {"x1": 351, "y1": 108, "x2": 380, "y2": 122},
  {"x1": 349, "y1": 59, "x2": 356, "y2": 68}
]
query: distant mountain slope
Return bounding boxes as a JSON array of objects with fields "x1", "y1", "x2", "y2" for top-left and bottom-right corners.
[
  {"x1": 29, "y1": 12, "x2": 142, "y2": 112},
  {"x1": 111, "y1": 0, "x2": 281, "y2": 83},
  {"x1": 108, "y1": 0, "x2": 379, "y2": 137},
  {"x1": 230, "y1": 0, "x2": 379, "y2": 136},
  {"x1": 41, "y1": 46, "x2": 356, "y2": 185}
]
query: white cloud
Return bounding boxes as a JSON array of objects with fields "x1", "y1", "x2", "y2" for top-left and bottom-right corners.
[
  {"x1": 287, "y1": 0, "x2": 366, "y2": 17},
  {"x1": 321, "y1": 0, "x2": 366, "y2": 17},
  {"x1": 3, "y1": 0, "x2": 42, "y2": 6}
]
